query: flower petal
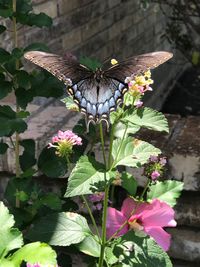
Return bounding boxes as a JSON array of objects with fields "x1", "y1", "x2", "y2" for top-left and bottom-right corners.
[
  {"x1": 141, "y1": 199, "x2": 177, "y2": 228},
  {"x1": 106, "y1": 207, "x2": 128, "y2": 238},
  {"x1": 144, "y1": 226, "x2": 171, "y2": 251},
  {"x1": 121, "y1": 198, "x2": 151, "y2": 219}
]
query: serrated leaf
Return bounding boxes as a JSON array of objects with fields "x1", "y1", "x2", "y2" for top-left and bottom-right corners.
[
  {"x1": 27, "y1": 212, "x2": 91, "y2": 246},
  {"x1": 113, "y1": 231, "x2": 172, "y2": 267},
  {"x1": 0, "y1": 202, "x2": 23, "y2": 258},
  {"x1": 15, "y1": 70, "x2": 31, "y2": 89},
  {"x1": 65, "y1": 156, "x2": 107, "y2": 197},
  {"x1": 121, "y1": 172, "x2": 137, "y2": 197},
  {"x1": 76, "y1": 235, "x2": 100, "y2": 257},
  {"x1": 147, "y1": 180, "x2": 184, "y2": 207},
  {"x1": 27, "y1": 13, "x2": 53, "y2": 27},
  {"x1": 112, "y1": 137, "x2": 161, "y2": 168},
  {"x1": 11, "y1": 242, "x2": 57, "y2": 266},
  {"x1": 122, "y1": 107, "x2": 169, "y2": 133},
  {"x1": 38, "y1": 146, "x2": 67, "y2": 177},
  {"x1": 114, "y1": 122, "x2": 140, "y2": 138}
]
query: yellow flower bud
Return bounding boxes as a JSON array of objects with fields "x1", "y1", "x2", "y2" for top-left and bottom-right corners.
[{"x1": 111, "y1": 59, "x2": 118, "y2": 65}]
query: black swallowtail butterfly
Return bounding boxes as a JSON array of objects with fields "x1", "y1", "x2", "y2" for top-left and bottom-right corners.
[{"x1": 24, "y1": 51, "x2": 172, "y2": 125}]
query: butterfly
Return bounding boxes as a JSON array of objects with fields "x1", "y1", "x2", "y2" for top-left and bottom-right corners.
[{"x1": 24, "y1": 51, "x2": 173, "y2": 126}]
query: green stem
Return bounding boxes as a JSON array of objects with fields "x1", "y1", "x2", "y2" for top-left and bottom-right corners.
[
  {"x1": 81, "y1": 195, "x2": 101, "y2": 241},
  {"x1": 99, "y1": 123, "x2": 107, "y2": 169},
  {"x1": 110, "y1": 123, "x2": 128, "y2": 170},
  {"x1": 108, "y1": 123, "x2": 115, "y2": 170},
  {"x1": 107, "y1": 179, "x2": 150, "y2": 242},
  {"x1": 98, "y1": 185, "x2": 109, "y2": 267},
  {"x1": 12, "y1": 0, "x2": 20, "y2": 209},
  {"x1": 98, "y1": 121, "x2": 111, "y2": 267}
]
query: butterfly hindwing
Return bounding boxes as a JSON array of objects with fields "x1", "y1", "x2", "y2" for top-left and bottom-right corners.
[{"x1": 69, "y1": 77, "x2": 127, "y2": 121}]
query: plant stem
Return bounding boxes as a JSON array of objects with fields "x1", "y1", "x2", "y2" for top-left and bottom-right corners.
[
  {"x1": 108, "y1": 123, "x2": 115, "y2": 170},
  {"x1": 98, "y1": 121, "x2": 110, "y2": 267},
  {"x1": 81, "y1": 195, "x2": 101, "y2": 241},
  {"x1": 12, "y1": 0, "x2": 20, "y2": 208},
  {"x1": 99, "y1": 123, "x2": 107, "y2": 169},
  {"x1": 98, "y1": 185, "x2": 109, "y2": 267}
]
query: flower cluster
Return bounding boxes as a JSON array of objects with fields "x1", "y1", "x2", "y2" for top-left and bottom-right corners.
[
  {"x1": 125, "y1": 70, "x2": 153, "y2": 107},
  {"x1": 106, "y1": 197, "x2": 176, "y2": 251},
  {"x1": 48, "y1": 130, "x2": 82, "y2": 157},
  {"x1": 144, "y1": 155, "x2": 167, "y2": 181},
  {"x1": 88, "y1": 192, "x2": 105, "y2": 211}
]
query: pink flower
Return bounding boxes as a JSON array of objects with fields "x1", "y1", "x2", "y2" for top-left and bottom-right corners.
[
  {"x1": 151, "y1": 170, "x2": 160, "y2": 180},
  {"x1": 48, "y1": 130, "x2": 82, "y2": 157},
  {"x1": 88, "y1": 192, "x2": 105, "y2": 203},
  {"x1": 160, "y1": 157, "x2": 167, "y2": 166},
  {"x1": 149, "y1": 155, "x2": 158, "y2": 162},
  {"x1": 134, "y1": 100, "x2": 143, "y2": 108},
  {"x1": 106, "y1": 198, "x2": 176, "y2": 251}
]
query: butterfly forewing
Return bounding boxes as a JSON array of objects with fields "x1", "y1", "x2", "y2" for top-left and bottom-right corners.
[
  {"x1": 24, "y1": 51, "x2": 92, "y2": 85},
  {"x1": 105, "y1": 51, "x2": 173, "y2": 81}
]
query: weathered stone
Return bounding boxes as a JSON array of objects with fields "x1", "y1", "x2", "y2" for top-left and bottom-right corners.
[
  {"x1": 168, "y1": 228, "x2": 200, "y2": 262},
  {"x1": 33, "y1": 0, "x2": 58, "y2": 18}
]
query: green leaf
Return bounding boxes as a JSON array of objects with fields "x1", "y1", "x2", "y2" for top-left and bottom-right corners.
[
  {"x1": 61, "y1": 96, "x2": 79, "y2": 112},
  {"x1": 147, "y1": 180, "x2": 184, "y2": 207},
  {"x1": 24, "y1": 42, "x2": 49, "y2": 52},
  {"x1": 0, "y1": 142, "x2": 9, "y2": 154},
  {"x1": 15, "y1": 87, "x2": 34, "y2": 109},
  {"x1": 113, "y1": 231, "x2": 172, "y2": 267},
  {"x1": 79, "y1": 56, "x2": 102, "y2": 71},
  {"x1": 27, "y1": 13, "x2": 53, "y2": 27},
  {"x1": 40, "y1": 193, "x2": 62, "y2": 210},
  {"x1": 38, "y1": 146, "x2": 67, "y2": 177},
  {"x1": 114, "y1": 122, "x2": 140, "y2": 138},
  {"x1": 27, "y1": 212, "x2": 91, "y2": 246},
  {"x1": 0, "y1": 80, "x2": 13, "y2": 99},
  {"x1": 122, "y1": 107, "x2": 169, "y2": 133},
  {"x1": 0, "y1": 202, "x2": 23, "y2": 258},
  {"x1": 19, "y1": 139, "x2": 36, "y2": 171},
  {"x1": 0, "y1": 25, "x2": 6, "y2": 34},
  {"x1": 65, "y1": 156, "x2": 107, "y2": 197},
  {"x1": 121, "y1": 172, "x2": 137, "y2": 197},
  {"x1": 76, "y1": 235, "x2": 100, "y2": 257},
  {"x1": 0, "y1": 105, "x2": 27, "y2": 136},
  {"x1": 0, "y1": 48, "x2": 11, "y2": 63},
  {"x1": 0, "y1": 259, "x2": 15, "y2": 267},
  {"x1": 112, "y1": 137, "x2": 161, "y2": 168},
  {"x1": 11, "y1": 242, "x2": 57, "y2": 266},
  {"x1": 15, "y1": 70, "x2": 31, "y2": 89},
  {"x1": 0, "y1": 7, "x2": 13, "y2": 18}
]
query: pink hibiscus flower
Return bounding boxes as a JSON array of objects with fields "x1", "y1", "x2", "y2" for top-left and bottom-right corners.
[{"x1": 106, "y1": 198, "x2": 176, "y2": 251}]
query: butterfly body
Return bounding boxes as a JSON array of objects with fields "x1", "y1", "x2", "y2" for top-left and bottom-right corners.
[{"x1": 24, "y1": 51, "x2": 173, "y2": 125}]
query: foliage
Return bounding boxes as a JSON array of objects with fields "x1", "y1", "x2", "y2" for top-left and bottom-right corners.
[{"x1": 0, "y1": 201, "x2": 57, "y2": 266}]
